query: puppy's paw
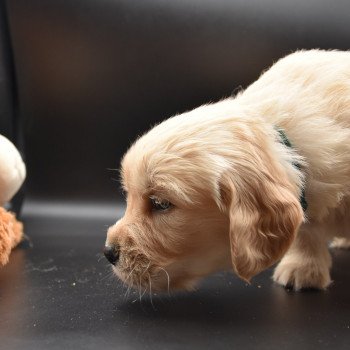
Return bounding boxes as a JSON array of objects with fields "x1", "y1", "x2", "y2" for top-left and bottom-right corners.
[
  {"x1": 330, "y1": 237, "x2": 350, "y2": 250},
  {"x1": 273, "y1": 258, "x2": 331, "y2": 291}
]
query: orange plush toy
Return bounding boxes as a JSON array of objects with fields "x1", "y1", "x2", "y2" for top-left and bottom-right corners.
[{"x1": 0, "y1": 134, "x2": 26, "y2": 267}]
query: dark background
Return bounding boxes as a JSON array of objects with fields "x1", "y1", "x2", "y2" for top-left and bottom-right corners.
[
  {"x1": 0, "y1": 1, "x2": 349, "y2": 349},
  {"x1": 5, "y1": 0, "x2": 350, "y2": 204}
]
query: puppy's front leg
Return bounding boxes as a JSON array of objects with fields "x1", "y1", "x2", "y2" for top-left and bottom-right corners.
[{"x1": 273, "y1": 223, "x2": 332, "y2": 290}]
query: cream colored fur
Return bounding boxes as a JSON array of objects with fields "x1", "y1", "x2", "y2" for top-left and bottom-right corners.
[
  {"x1": 106, "y1": 50, "x2": 350, "y2": 292},
  {"x1": 0, "y1": 135, "x2": 26, "y2": 206}
]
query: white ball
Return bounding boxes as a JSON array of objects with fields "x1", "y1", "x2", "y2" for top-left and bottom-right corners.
[{"x1": 0, "y1": 135, "x2": 26, "y2": 206}]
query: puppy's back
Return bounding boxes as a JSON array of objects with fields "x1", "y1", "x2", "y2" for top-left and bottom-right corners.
[{"x1": 240, "y1": 49, "x2": 350, "y2": 127}]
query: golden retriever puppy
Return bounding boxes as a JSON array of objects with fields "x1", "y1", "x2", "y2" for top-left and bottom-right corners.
[{"x1": 104, "y1": 49, "x2": 350, "y2": 292}]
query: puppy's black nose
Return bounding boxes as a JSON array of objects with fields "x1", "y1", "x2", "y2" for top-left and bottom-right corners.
[{"x1": 103, "y1": 245, "x2": 119, "y2": 265}]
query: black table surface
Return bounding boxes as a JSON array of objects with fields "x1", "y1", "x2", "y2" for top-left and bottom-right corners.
[{"x1": 0, "y1": 202, "x2": 349, "y2": 350}]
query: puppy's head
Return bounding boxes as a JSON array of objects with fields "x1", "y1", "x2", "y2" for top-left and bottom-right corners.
[{"x1": 105, "y1": 110, "x2": 304, "y2": 292}]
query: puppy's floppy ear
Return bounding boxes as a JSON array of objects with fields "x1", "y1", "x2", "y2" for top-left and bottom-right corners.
[{"x1": 221, "y1": 160, "x2": 303, "y2": 282}]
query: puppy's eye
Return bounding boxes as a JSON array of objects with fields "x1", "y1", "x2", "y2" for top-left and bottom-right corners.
[{"x1": 149, "y1": 196, "x2": 173, "y2": 212}]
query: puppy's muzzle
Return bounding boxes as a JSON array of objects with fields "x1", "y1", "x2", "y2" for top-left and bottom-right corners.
[{"x1": 103, "y1": 244, "x2": 120, "y2": 265}]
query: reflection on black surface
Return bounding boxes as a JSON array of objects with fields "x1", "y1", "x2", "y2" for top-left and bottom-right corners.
[
  {"x1": 0, "y1": 250, "x2": 26, "y2": 339},
  {"x1": 0, "y1": 214, "x2": 349, "y2": 349}
]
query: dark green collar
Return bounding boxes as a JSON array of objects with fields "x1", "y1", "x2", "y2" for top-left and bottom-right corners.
[{"x1": 277, "y1": 129, "x2": 308, "y2": 212}]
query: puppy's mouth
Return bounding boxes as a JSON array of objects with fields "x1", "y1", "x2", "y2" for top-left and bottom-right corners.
[
  {"x1": 112, "y1": 262, "x2": 200, "y2": 293},
  {"x1": 104, "y1": 240, "x2": 203, "y2": 293}
]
